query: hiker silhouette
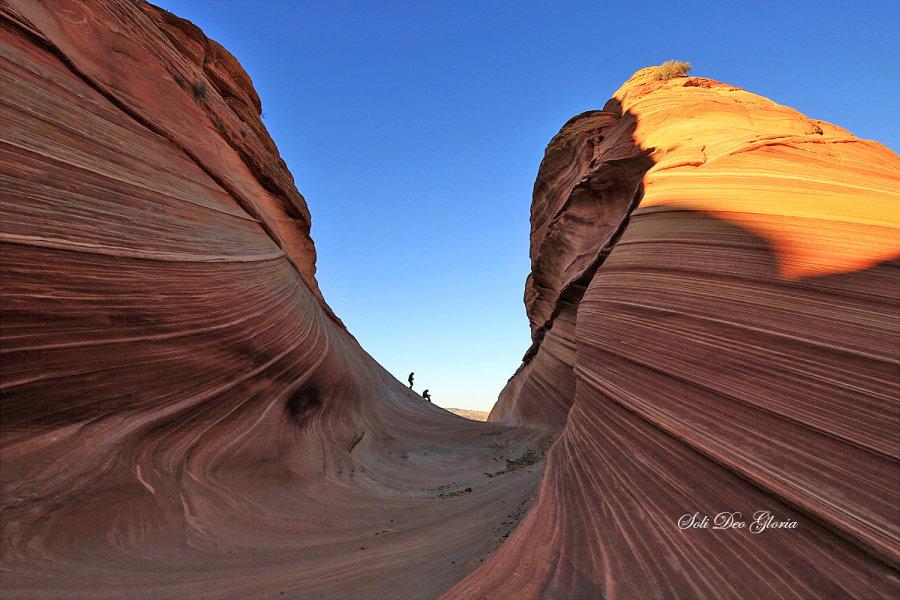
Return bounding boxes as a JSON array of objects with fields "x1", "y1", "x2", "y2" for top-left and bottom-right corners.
[
  {"x1": 408, "y1": 372, "x2": 414, "y2": 389},
  {"x1": 422, "y1": 389, "x2": 431, "y2": 402}
]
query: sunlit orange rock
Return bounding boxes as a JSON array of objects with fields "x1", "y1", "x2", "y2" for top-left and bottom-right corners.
[{"x1": 613, "y1": 67, "x2": 900, "y2": 280}]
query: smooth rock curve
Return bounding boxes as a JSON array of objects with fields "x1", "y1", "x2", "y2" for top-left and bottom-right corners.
[
  {"x1": 0, "y1": 3, "x2": 550, "y2": 598},
  {"x1": 477, "y1": 66, "x2": 900, "y2": 598}
]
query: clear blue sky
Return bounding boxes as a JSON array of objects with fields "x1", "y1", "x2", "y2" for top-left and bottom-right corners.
[{"x1": 158, "y1": 0, "x2": 899, "y2": 411}]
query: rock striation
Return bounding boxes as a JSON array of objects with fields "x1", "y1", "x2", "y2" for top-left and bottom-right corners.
[
  {"x1": 2, "y1": 1, "x2": 899, "y2": 598},
  {"x1": 0, "y1": 3, "x2": 548, "y2": 599},
  {"x1": 476, "y1": 66, "x2": 900, "y2": 597}
]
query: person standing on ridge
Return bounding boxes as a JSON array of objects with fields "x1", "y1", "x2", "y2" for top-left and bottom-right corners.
[
  {"x1": 408, "y1": 372, "x2": 414, "y2": 389},
  {"x1": 422, "y1": 390, "x2": 431, "y2": 402}
]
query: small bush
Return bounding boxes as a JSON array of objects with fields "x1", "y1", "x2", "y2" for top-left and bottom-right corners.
[{"x1": 652, "y1": 60, "x2": 692, "y2": 81}]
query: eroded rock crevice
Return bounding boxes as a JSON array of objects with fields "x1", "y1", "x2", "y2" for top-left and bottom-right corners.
[{"x1": 490, "y1": 106, "x2": 654, "y2": 431}]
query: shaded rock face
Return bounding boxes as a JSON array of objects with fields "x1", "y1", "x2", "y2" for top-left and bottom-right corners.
[
  {"x1": 489, "y1": 105, "x2": 654, "y2": 431},
  {"x1": 0, "y1": 3, "x2": 550, "y2": 599},
  {"x1": 477, "y1": 68, "x2": 900, "y2": 596}
]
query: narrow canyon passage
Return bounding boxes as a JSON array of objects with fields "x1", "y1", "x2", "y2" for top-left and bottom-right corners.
[{"x1": 2, "y1": 2, "x2": 898, "y2": 600}]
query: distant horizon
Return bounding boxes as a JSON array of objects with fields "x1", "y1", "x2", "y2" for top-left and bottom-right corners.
[{"x1": 158, "y1": 0, "x2": 900, "y2": 411}]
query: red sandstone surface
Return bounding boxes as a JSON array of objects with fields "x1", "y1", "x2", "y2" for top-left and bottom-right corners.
[
  {"x1": 1, "y1": 2, "x2": 898, "y2": 599},
  {"x1": 0, "y1": 3, "x2": 548, "y2": 598}
]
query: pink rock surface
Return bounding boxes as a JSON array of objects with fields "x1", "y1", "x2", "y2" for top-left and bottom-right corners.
[
  {"x1": 0, "y1": 3, "x2": 550, "y2": 598},
  {"x1": 2, "y1": 3, "x2": 898, "y2": 598}
]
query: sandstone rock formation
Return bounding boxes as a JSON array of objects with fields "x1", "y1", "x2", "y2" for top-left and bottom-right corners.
[
  {"x1": 0, "y1": 3, "x2": 548, "y2": 598},
  {"x1": 2, "y1": 2, "x2": 899, "y2": 599},
  {"x1": 477, "y1": 66, "x2": 900, "y2": 597}
]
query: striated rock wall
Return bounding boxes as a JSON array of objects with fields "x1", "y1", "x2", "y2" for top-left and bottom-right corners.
[
  {"x1": 2, "y1": 1, "x2": 898, "y2": 597},
  {"x1": 475, "y1": 66, "x2": 900, "y2": 597},
  {"x1": 0, "y1": 3, "x2": 550, "y2": 598},
  {"x1": 489, "y1": 105, "x2": 653, "y2": 431}
]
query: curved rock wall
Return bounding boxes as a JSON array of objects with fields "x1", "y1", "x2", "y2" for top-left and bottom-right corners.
[
  {"x1": 2, "y1": 1, "x2": 898, "y2": 597},
  {"x1": 474, "y1": 67, "x2": 900, "y2": 597},
  {"x1": 0, "y1": 3, "x2": 550, "y2": 598},
  {"x1": 489, "y1": 105, "x2": 654, "y2": 431}
]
